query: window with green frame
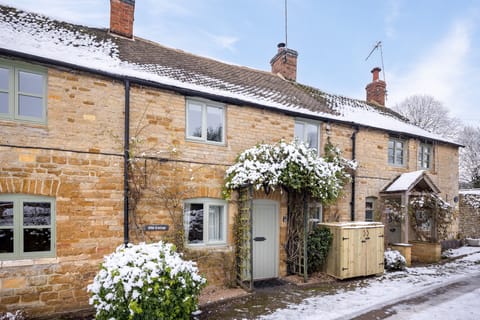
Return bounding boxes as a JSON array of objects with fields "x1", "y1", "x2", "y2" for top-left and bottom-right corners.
[
  {"x1": 294, "y1": 119, "x2": 320, "y2": 153},
  {"x1": 0, "y1": 195, "x2": 55, "y2": 260},
  {"x1": 418, "y1": 142, "x2": 432, "y2": 169},
  {"x1": 183, "y1": 198, "x2": 227, "y2": 246},
  {"x1": 186, "y1": 98, "x2": 225, "y2": 144},
  {"x1": 0, "y1": 59, "x2": 47, "y2": 123},
  {"x1": 388, "y1": 137, "x2": 406, "y2": 166}
]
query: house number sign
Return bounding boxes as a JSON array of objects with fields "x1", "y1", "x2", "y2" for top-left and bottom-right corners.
[{"x1": 144, "y1": 224, "x2": 169, "y2": 231}]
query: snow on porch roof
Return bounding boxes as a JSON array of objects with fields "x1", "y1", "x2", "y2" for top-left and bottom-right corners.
[{"x1": 382, "y1": 170, "x2": 440, "y2": 194}]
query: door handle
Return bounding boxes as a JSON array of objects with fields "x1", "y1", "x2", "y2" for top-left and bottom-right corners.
[{"x1": 253, "y1": 236, "x2": 266, "y2": 241}]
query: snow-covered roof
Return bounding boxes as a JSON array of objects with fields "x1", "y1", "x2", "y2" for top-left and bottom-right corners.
[
  {"x1": 384, "y1": 171, "x2": 425, "y2": 192},
  {"x1": 0, "y1": 5, "x2": 460, "y2": 146}
]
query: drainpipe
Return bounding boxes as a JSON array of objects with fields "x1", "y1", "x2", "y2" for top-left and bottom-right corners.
[
  {"x1": 350, "y1": 126, "x2": 359, "y2": 221},
  {"x1": 123, "y1": 79, "x2": 131, "y2": 245}
]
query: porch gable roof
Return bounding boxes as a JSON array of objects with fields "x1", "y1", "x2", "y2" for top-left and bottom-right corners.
[{"x1": 381, "y1": 170, "x2": 440, "y2": 194}]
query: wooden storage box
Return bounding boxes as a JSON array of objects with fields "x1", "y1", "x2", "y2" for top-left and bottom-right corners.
[{"x1": 319, "y1": 222, "x2": 384, "y2": 279}]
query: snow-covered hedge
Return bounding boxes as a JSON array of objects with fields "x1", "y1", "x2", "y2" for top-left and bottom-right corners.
[
  {"x1": 384, "y1": 249, "x2": 407, "y2": 271},
  {"x1": 88, "y1": 241, "x2": 206, "y2": 320},
  {"x1": 463, "y1": 194, "x2": 480, "y2": 209},
  {"x1": 224, "y1": 140, "x2": 357, "y2": 203}
]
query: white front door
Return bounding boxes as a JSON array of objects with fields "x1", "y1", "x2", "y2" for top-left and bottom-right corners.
[{"x1": 252, "y1": 200, "x2": 278, "y2": 280}]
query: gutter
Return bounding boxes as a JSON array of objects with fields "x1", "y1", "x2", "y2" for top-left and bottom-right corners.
[
  {"x1": 123, "y1": 79, "x2": 130, "y2": 245},
  {"x1": 0, "y1": 48, "x2": 463, "y2": 148},
  {"x1": 350, "y1": 126, "x2": 359, "y2": 221}
]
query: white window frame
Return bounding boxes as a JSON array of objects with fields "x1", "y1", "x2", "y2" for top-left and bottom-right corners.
[
  {"x1": 388, "y1": 137, "x2": 406, "y2": 166},
  {"x1": 0, "y1": 194, "x2": 56, "y2": 260},
  {"x1": 308, "y1": 202, "x2": 323, "y2": 231},
  {"x1": 365, "y1": 197, "x2": 376, "y2": 222},
  {"x1": 185, "y1": 98, "x2": 225, "y2": 144},
  {"x1": 294, "y1": 119, "x2": 320, "y2": 153},
  {"x1": 183, "y1": 198, "x2": 227, "y2": 247},
  {"x1": 418, "y1": 142, "x2": 432, "y2": 170},
  {"x1": 0, "y1": 59, "x2": 48, "y2": 123}
]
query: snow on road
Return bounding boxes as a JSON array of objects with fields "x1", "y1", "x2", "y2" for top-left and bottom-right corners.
[
  {"x1": 389, "y1": 287, "x2": 480, "y2": 319},
  {"x1": 260, "y1": 247, "x2": 480, "y2": 320}
]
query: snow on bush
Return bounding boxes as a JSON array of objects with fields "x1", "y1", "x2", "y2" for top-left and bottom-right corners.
[
  {"x1": 384, "y1": 249, "x2": 407, "y2": 271},
  {"x1": 0, "y1": 311, "x2": 26, "y2": 320},
  {"x1": 87, "y1": 241, "x2": 206, "y2": 320},
  {"x1": 463, "y1": 194, "x2": 480, "y2": 209},
  {"x1": 224, "y1": 140, "x2": 357, "y2": 203}
]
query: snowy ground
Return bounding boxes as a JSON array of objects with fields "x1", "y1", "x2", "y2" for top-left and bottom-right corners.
[{"x1": 259, "y1": 246, "x2": 480, "y2": 320}]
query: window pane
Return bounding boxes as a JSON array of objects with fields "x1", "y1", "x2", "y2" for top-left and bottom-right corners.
[
  {"x1": 309, "y1": 206, "x2": 322, "y2": 221},
  {"x1": 0, "y1": 229, "x2": 14, "y2": 253},
  {"x1": 388, "y1": 140, "x2": 395, "y2": 164},
  {"x1": 395, "y1": 148, "x2": 403, "y2": 164},
  {"x1": 187, "y1": 203, "x2": 204, "y2": 243},
  {"x1": 18, "y1": 95, "x2": 43, "y2": 118},
  {"x1": 18, "y1": 71, "x2": 44, "y2": 95},
  {"x1": 365, "y1": 210, "x2": 373, "y2": 221},
  {"x1": 23, "y1": 202, "x2": 51, "y2": 226},
  {"x1": 0, "y1": 67, "x2": 8, "y2": 90},
  {"x1": 0, "y1": 92, "x2": 8, "y2": 114},
  {"x1": 208, "y1": 205, "x2": 223, "y2": 241},
  {"x1": 294, "y1": 122, "x2": 304, "y2": 142},
  {"x1": 395, "y1": 141, "x2": 404, "y2": 164},
  {"x1": 23, "y1": 228, "x2": 51, "y2": 252},
  {"x1": 206, "y1": 106, "x2": 223, "y2": 142},
  {"x1": 305, "y1": 123, "x2": 319, "y2": 150},
  {"x1": 187, "y1": 103, "x2": 203, "y2": 138},
  {"x1": 0, "y1": 202, "x2": 14, "y2": 226},
  {"x1": 424, "y1": 153, "x2": 430, "y2": 168}
]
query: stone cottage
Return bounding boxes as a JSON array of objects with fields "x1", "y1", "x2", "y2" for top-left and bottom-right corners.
[{"x1": 0, "y1": 0, "x2": 461, "y2": 317}]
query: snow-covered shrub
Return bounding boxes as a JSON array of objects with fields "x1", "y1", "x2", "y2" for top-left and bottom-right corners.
[
  {"x1": 384, "y1": 249, "x2": 406, "y2": 271},
  {"x1": 0, "y1": 311, "x2": 26, "y2": 320},
  {"x1": 88, "y1": 241, "x2": 206, "y2": 320}
]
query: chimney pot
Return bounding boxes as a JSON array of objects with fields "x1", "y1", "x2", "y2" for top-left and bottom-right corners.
[
  {"x1": 110, "y1": 0, "x2": 135, "y2": 38},
  {"x1": 371, "y1": 67, "x2": 381, "y2": 81}
]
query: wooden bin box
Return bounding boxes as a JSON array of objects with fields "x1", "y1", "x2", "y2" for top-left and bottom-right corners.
[{"x1": 319, "y1": 222, "x2": 384, "y2": 279}]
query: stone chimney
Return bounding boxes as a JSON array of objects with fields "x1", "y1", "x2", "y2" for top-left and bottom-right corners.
[
  {"x1": 270, "y1": 43, "x2": 298, "y2": 81},
  {"x1": 110, "y1": 0, "x2": 135, "y2": 38},
  {"x1": 365, "y1": 67, "x2": 387, "y2": 106}
]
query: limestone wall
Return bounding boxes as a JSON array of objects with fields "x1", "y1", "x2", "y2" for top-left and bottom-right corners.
[{"x1": 459, "y1": 194, "x2": 480, "y2": 239}]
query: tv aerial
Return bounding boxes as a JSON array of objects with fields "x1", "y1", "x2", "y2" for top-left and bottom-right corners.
[{"x1": 365, "y1": 41, "x2": 386, "y2": 82}]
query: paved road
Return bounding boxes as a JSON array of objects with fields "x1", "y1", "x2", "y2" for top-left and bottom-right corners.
[{"x1": 352, "y1": 273, "x2": 480, "y2": 319}]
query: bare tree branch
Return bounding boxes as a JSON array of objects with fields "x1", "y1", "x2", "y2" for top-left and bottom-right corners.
[
  {"x1": 458, "y1": 125, "x2": 480, "y2": 188},
  {"x1": 392, "y1": 94, "x2": 462, "y2": 140}
]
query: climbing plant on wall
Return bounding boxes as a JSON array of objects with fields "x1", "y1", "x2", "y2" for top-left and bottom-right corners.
[{"x1": 409, "y1": 194, "x2": 456, "y2": 241}]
